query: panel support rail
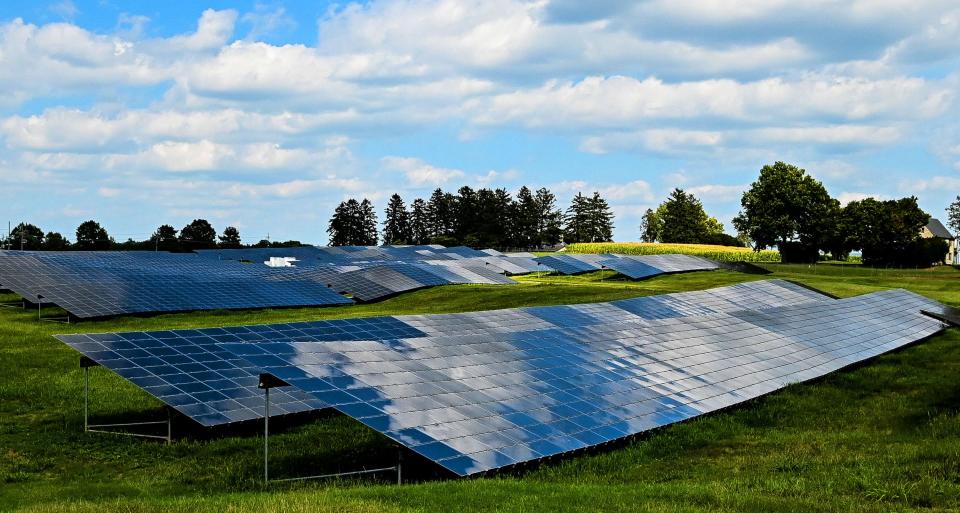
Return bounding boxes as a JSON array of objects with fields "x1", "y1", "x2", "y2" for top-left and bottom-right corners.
[
  {"x1": 81, "y1": 357, "x2": 171, "y2": 444},
  {"x1": 37, "y1": 295, "x2": 70, "y2": 323},
  {"x1": 258, "y1": 373, "x2": 402, "y2": 485}
]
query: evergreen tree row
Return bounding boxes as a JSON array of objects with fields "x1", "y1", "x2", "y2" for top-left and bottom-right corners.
[{"x1": 328, "y1": 186, "x2": 616, "y2": 249}]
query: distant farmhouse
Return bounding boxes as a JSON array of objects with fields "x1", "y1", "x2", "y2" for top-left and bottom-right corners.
[{"x1": 922, "y1": 218, "x2": 957, "y2": 265}]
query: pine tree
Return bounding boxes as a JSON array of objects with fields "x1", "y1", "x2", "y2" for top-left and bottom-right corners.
[
  {"x1": 382, "y1": 193, "x2": 412, "y2": 245},
  {"x1": 409, "y1": 198, "x2": 428, "y2": 245},
  {"x1": 426, "y1": 188, "x2": 455, "y2": 242},
  {"x1": 327, "y1": 200, "x2": 355, "y2": 246},
  {"x1": 534, "y1": 187, "x2": 563, "y2": 247},
  {"x1": 587, "y1": 192, "x2": 614, "y2": 242},
  {"x1": 948, "y1": 195, "x2": 960, "y2": 235},
  {"x1": 514, "y1": 186, "x2": 539, "y2": 249},
  {"x1": 455, "y1": 186, "x2": 478, "y2": 244},
  {"x1": 564, "y1": 193, "x2": 591, "y2": 243},
  {"x1": 359, "y1": 198, "x2": 379, "y2": 245}
]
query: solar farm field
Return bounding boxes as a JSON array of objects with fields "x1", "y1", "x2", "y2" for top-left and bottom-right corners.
[{"x1": 1, "y1": 265, "x2": 959, "y2": 513}]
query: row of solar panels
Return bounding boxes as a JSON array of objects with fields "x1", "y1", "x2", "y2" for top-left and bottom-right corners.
[
  {"x1": 0, "y1": 251, "x2": 518, "y2": 318},
  {"x1": 56, "y1": 280, "x2": 956, "y2": 475},
  {"x1": 199, "y1": 245, "x2": 722, "y2": 280},
  {"x1": 54, "y1": 280, "x2": 825, "y2": 426},
  {"x1": 0, "y1": 247, "x2": 734, "y2": 319}
]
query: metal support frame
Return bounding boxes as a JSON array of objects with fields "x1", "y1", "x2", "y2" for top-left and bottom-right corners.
[
  {"x1": 36, "y1": 295, "x2": 69, "y2": 323},
  {"x1": 0, "y1": 297, "x2": 26, "y2": 309},
  {"x1": 258, "y1": 373, "x2": 403, "y2": 485},
  {"x1": 81, "y1": 357, "x2": 171, "y2": 443}
]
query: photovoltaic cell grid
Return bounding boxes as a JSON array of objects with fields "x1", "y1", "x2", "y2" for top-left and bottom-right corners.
[
  {"x1": 535, "y1": 253, "x2": 720, "y2": 280},
  {"x1": 56, "y1": 317, "x2": 429, "y2": 426},
  {"x1": 223, "y1": 289, "x2": 952, "y2": 476},
  {"x1": 56, "y1": 280, "x2": 832, "y2": 427},
  {"x1": 599, "y1": 254, "x2": 720, "y2": 280},
  {"x1": 0, "y1": 252, "x2": 352, "y2": 318}
]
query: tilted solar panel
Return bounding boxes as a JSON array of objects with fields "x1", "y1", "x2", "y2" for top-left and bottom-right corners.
[
  {"x1": 533, "y1": 255, "x2": 600, "y2": 275},
  {"x1": 598, "y1": 254, "x2": 720, "y2": 280},
  {"x1": 223, "y1": 289, "x2": 949, "y2": 476},
  {"x1": 55, "y1": 280, "x2": 833, "y2": 427},
  {"x1": 56, "y1": 317, "x2": 429, "y2": 426}
]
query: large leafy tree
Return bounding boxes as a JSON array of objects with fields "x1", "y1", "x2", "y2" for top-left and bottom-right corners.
[
  {"x1": 179, "y1": 219, "x2": 217, "y2": 249},
  {"x1": 409, "y1": 198, "x2": 429, "y2": 245},
  {"x1": 733, "y1": 162, "x2": 834, "y2": 260},
  {"x1": 218, "y1": 226, "x2": 242, "y2": 248},
  {"x1": 659, "y1": 188, "x2": 709, "y2": 243},
  {"x1": 75, "y1": 220, "x2": 111, "y2": 251},
  {"x1": 382, "y1": 194, "x2": 412, "y2": 245},
  {"x1": 948, "y1": 195, "x2": 960, "y2": 235},
  {"x1": 6, "y1": 222, "x2": 44, "y2": 250},
  {"x1": 151, "y1": 224, "x2": 179, "y2": 252},
  {"x1": 42, "y1": 231, "x2": 70, "y2": 251},
  {"x1": 844, "y1": 197, "x2": 935, "y2": 266},
  {"x1": 533, "y1": 187, "x2": 563, "y2": 247},
  {"x1": 640, "y1": 208, "x2": 661, "y2": 243}
]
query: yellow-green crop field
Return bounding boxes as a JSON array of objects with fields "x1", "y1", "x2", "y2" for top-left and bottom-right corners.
[{"x1": 565, "y1": 242, "x2": 781, "y2": 262}]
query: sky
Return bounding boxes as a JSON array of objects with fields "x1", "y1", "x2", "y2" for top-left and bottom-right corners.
[{"x1": 0, "y1": 0, "x2": 959, "y2": 244}]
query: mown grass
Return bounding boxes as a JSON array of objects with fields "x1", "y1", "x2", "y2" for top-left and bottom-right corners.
[
  {"x1": 1, "y1": 265, "x2": 959, "y2": 512},
  {"x1": 565, "y1": 242, "x2": 781, "y2": 262}
]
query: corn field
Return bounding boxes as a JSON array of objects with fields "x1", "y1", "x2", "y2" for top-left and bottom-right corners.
[{"x1": 565, "y1": 242, "x2": 781, "y2": 262}]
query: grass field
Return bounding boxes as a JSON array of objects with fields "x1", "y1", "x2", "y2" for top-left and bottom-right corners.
[
  {"x1": 2, "y1": 265, "x2": 959, "y2": 512},
  {"x1": 565, "y1": 242, "x2": 781, "y2": 262}
]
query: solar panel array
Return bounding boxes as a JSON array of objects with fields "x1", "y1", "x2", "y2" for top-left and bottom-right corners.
[
  {"x1": 0, "y1": 246, "x2": 533, "y2": 317},
  {"x1": 57, "y1": 280, "x2": 832, "y2": 428},
  {"x1": 223, "y1": 288, "x2": 951, "y2": 476},
  {"x1": 535, "y1": 253, "x2": 720, "y2": 280},
  {"x1": 3, "y1": 244, "x2": 741, "y2": 318},
  {"x1": 0, "y1": 252, "x2": 351, "y2": 318}
]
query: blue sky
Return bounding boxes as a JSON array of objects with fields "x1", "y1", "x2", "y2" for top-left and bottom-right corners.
[{"x1": 1, "y1": 0, "x2": 959, "y2": 244}]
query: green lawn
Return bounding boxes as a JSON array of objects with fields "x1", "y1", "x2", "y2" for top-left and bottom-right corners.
[{"x1": 2, "y1": 265, "x2": 959, "y2": 512}]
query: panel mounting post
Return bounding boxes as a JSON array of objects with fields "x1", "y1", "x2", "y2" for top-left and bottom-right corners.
[{"x1": 259, "y1": 373, "x2": 291, "y2": 484}]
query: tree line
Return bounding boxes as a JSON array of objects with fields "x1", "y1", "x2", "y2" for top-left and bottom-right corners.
[
  {"x1": 327, "y1": 186, "x2": 615, "y2": 248},
  {"x1": 1, "y1": 219, "x2": 300, "y2": 251},
  {"x1": 732, "y1": 162, "x2": 953, "y2": 266}
]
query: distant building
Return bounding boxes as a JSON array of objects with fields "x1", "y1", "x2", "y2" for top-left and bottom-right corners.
[{"x1": 921, "y1": 218, "x2": 957, "y2": 265}]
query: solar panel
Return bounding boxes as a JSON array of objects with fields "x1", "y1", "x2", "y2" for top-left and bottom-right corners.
[
  {"x1": 56, "y1": 317, "x2": 429, "y2": 426},
  {"x1": 598, "y1": 254, "x2": 720, "y2": 280},
  {"x1": 533, "y1": 255, "x2": 600, "y2": 275},
  {"x1": 223, "y1": 289, "x2": 948, "y2": 476},
  {"x1": 0, "y1": 252, "x2": 352, "y2": 318},
  {"x1": 56, "y1": 280, "x2": 834, "y2": 427}
]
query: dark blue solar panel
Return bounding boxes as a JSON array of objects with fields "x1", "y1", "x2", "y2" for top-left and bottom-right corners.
[
  {"x1": 56, "y1": 316, "x2": 428, "y2": 426},
  {"x1": 55, "y1": 280, "x2": 831, "y2": 427},
  {"x1": 533, "y1": 255, "x2": 598, "y2": 275},
  {"x1": 222, "y1": 289, "x2": 948, "y2": 476}
]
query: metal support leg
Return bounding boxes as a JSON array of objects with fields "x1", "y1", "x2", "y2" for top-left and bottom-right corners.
[
  {"x1": 397, "y1": 448, "x2": 403, "y2": 485},
  {"x1": 83, "y1": 366, "x2": 89, "y2": 432},
  {"x1": 264, "y1": 387, "x2": 270, "y2": 483},
  {"x1": 166, "y1": 408, "x2": 172, "y2": 445}
]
